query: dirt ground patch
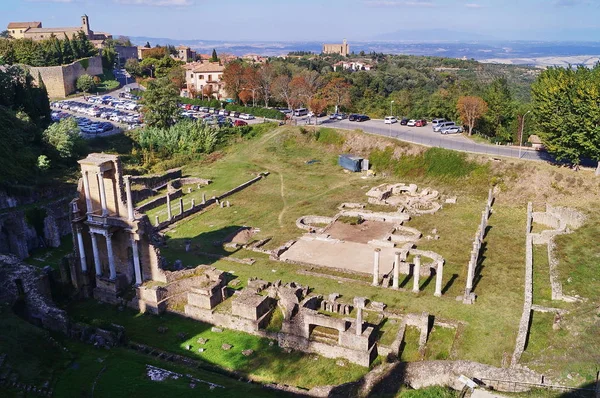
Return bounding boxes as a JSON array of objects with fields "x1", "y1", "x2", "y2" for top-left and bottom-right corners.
[{"x1": 327, "y1": 220, "x2": 392, "y2": 244}]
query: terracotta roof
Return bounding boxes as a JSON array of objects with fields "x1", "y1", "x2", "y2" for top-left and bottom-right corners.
[
  {"x1": 7, "y1": 22, "x2": 41, "y2": 29},
  {"x1": 191, "y1": 62, "x2": 224, "y2": 73}
]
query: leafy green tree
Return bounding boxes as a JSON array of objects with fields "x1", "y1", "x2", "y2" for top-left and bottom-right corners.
[
  {"x1": 483, "y1": 78, "x2": 514, "y2": 140},
  {"x1": 76, "y1": 74, "x2": 96, "y2": 94},
  {"x1": 532, "y1": 65, "x2": 600, "y2": 174},
  {"x1": 125, "y1": 58, "x2": 142, "y2": 77},
  {"x1": 61, "y1": 34, "x2": 75, "y2": 64},
  {"x1": 42, "y1": 117, "x2": 85, "y2": 159},
  {"x1": 70, "y1": 33, "x2": 82, "y2": 59},
  {"x1": 210, "y1": 49, "x2": 218, "y2": 62},
  {"x1": 101, "y1": 45, "x2": 117, "y2": 70},
  {"x1": 141, "y1": 77, "x2": 180, "y2": 129},
  {"x1": 12, "y1": 39, "x2": 45, "y2": 66},
  {"x1": 0, "y1": 39, "x2": 16, "y2": 64},
  {"x1": 37, "y1": 155, "x2": 51, "y2": 172},
  {"x1": 0, "y1": 30, "x2": 10, "y2": 39}
]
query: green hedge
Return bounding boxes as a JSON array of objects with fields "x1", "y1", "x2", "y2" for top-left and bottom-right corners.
[{"x1": 224, "y1": 104, "x2": 284, "y2": 120}]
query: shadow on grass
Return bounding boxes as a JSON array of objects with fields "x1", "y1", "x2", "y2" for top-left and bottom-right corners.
[
  {"x1": 162, "y1": 226, "x2": 247, "y2": 269},
  {"x1": 442, "y1": 273, "x2": 459, "y2": 295}
]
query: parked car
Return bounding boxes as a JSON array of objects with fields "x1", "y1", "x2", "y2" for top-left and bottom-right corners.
[
  {"x1": 240, "y1": 113, "x2": 255, "y2": 120},
  {"x1": 400, "y1": 118, "x2": 409, "y2": 125},
  {"x1": 336, "y1": 113, "x2": 347, "y2": 120},
  {"x1": 434, "y1": 121, "x2": 456, "y2": 132},
  {"x1": 407, "y1": 119, "x2": 417, "y2": 127},
  {"x1": 231, "y1": 111, "x2": 241, "y2": 118},
  {"x1": 441, "y1": 125, "x2": 463, "y2": 135},
  {"x1": 384, "y1": 116, "x2": 398, "y2": 124},
  {"x1": 348, "y1": 114, "x2": 359, "y2": 121},
  {"x1": 415, "y1": 119, "x2": 427, "y2": 127},
  {"x1": 234, "y1": 120, "x2": 248, "y2": 127},
  {"x1": 431, "y1": 118, "x2": 446, "y2": 130},
  {"x1": 356, "y1": 114, "x2": 370, "y2": 122}
]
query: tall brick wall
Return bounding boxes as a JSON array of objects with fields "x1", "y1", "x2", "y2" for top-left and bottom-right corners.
[{"x1": 26, "y1": 56, "x2": 104, "y2": 98}]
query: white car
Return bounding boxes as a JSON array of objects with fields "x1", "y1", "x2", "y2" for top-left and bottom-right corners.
[
  {"x1": 407, "y1": 119, "x2": 417, "y2": 127},
  {"x1": 240, "y1": 113, "x2": 255, "y2": 120},
  {"x1": 441, "y1": 126, "x2": 464, "y2": 135},
  {"x1": 384, "y1": 116, "x2": 398, "y2": 124}
]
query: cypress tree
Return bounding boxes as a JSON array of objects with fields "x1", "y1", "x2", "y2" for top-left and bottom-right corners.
[
  {"x1": 210, "y1": 48, "x2": 218, "y2": 62},
  {"x1": 62, "y1": 34, "x2": 74, "y2": 64}
]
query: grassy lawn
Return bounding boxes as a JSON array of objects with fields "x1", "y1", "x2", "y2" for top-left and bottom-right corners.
[
  {"x1": 66, "y1": 300, "x2": 367, "y2": 389},
  {"x1": 95, "y1": 69, "x2": 120, "y2": 93},
  {"x1": 400, "y1": 326, "x2": 422, "y2": 362}
]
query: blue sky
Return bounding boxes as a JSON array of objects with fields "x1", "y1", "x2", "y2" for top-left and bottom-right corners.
[{"x1": 1, "y1": 0, "x2": 600, "y2": 42}]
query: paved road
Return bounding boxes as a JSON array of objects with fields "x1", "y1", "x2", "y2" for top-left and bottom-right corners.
[{"x1": 311, "y1": 117, "x2": 553, "y2": 162}]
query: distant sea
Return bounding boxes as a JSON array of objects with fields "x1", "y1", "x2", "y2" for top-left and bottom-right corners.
[{"x1": 129, "y1": 37, "x2": 600, "y2": 67}]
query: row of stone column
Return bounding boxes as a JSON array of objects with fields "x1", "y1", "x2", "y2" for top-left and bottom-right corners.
[
  {"x1": 155, "y1": 192, "x2": 232, "y2": 226},
  {"x1": 75, "y1": 226, "x2": 142, "y2": 285},
  {"x1": 372, "y1": 249, "x2": 444, "y2": 297},
  {"x1": 464, "y1": 188, "x2": 494, "y2": 300}
]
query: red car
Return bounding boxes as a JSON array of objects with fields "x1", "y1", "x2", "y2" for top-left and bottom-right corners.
[
  {"x1": 234, "y1": 120, "x2": 248, "y2": 127},
  {"x1": 415, "y1": 119, "x2": 427, "y2": 127}
]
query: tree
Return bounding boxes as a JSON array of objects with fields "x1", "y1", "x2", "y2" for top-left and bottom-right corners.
[
  {"x1": 144, "y1": 41, "x2": 151, "y2": 48},
  {"x1": 125, "y1": 58, "x2": 142, "y2": 77},
  {"x1": 222, "y1": 61, "x2": 245, "y2": 102},
  {"x1": 115, "y1": 36, "x2": 132, "y2": 47},
  {"x1": 101, "y1": 44, "x2": 117, "y2": 69},
  {"x1": 141, "y1": 77, "x2": 180, "y2": 129},
  {"x1": 272, "y1": 74, "x2": 295, "y2": 110},
  {"x1": 457, "y1": 96, "x2": 488, "y2": 135},
  {"x1": 309, "y1": 98, "x2": 327, "y2": 125},
  {"x1": 322, "y1": 77, "x2": 351, "y2": 113},
  {"x1": 238, "y1": 89, "x2": 253, "y2": 106},
  {"x1": 61, "y1": 34, "x2": 74, "y2": 64},
  {"x1": 202, "y1": 84, "x2": 214, "y2": 100},
  {"x1": 257, "y1": 63, "x2": 276, "y2": 107},
  {"x1": 42, "y1": 118, "x2": 85, "y2": 159},
  {"x1": 484, "y1": 78, "x2": 514, "y2": 139},
  {"x1": 210, "y1": 49, "x2": 218, "y2": 62},
  {"x1": 0, "y1": 30, "x2": 10, "y2": 39},
  {"x1": 532, "y1": 65, "x2": 600, "y2": 174},
  {"x1": 167, "y1": 65, "x2": 186, "y2": 89},
  {"x1": 76, "y1": 74, "x2": 96, "y2": 94},
  {"x1": 242, "y1": 66, "x2": 259, "y2": 107}
]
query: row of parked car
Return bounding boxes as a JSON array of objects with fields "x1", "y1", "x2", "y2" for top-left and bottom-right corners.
[
  {"x1": 51, "y1": 111, "x2": 115, "y2": 134},
  {"x1": 85, "y1": 95, "x2": 140, "y2": 111},
  {"x1": 51, "y1": 100, "x2": 143, "y2": 127},
  {"x1": 431, "y1": 119, "x2": 463, "y2": 134},
  {"x1": 384, "y1": 117, "x2": 428, "y2": 127},
  {"x1": 179, "y1": 104, "x2": 256, "y2": 121}
]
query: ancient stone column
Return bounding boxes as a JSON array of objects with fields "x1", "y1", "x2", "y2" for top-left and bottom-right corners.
[
  {"x1": 155, "y1": 215, "x2": 159, "y2": 226},
  {"x1": 191, "y1": 199, "x2": 195, "y2": 209},
  {"x1": 105, "y1": 232, "x2": 116, "y2": 280},
  {"x1": 434, "y1": 260, "x2": 444, "y2": 297},
  {"x1": 96, "y1": 172, "x2": 108, "y2": 216},
  {"x1": 166, "y1": 192, "x2": 172, "y2": 220},
  {"x1": 412, "y1": 255, "x2": 421, "y2": 293},
  {"x1": 466, "y1": 255, "x2": 475, "y2": 295},
  {"x1": 179, "y1": 198, "x2": 183, "y2": 215},
  {"x1": 82, "y1": 171, "x2": 93, "y2": 214},
  {"x1": 90, "y1": 231, "x2": 101, "y2": 276},
  {"x1": 372, "y1": 248, "x2": 381, "y2": 286},
  {"x1": 76, "y1": 227, "x2": 87, "y2": 272},
  {"x1": 125, "y1": 175, "x2": 134, "y2": 221},
  {"x1": 202, "y1": 193, "x2": 206, "y2": 204},
  {"x1": 131, "y1": 235, "x2": 142, "y2": 285},
  {"x1": 356, "y1": 307, "x2": 363, "y2": 336},
  {"x1": 392, "y1": 251, "x2": 401, "y2": 289}
]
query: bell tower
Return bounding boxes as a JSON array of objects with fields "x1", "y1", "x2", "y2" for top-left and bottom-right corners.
[{"x1": 81, "y1": 14, "x2": 90, "y2": 35}]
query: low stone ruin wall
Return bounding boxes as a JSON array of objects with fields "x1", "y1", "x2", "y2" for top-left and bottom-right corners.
[
  {"x1": 546, "y1": 204, "x2": 586, "y2": 229},
  {"x1": 296, "y1": 216, "x2": 335, "y2": 233},
  {"x1": 136, "y1": 189, "x2": 183, "y2": 213},
  {"x1": 154, "y1": 173, "x2": 268, "y2": 231}
]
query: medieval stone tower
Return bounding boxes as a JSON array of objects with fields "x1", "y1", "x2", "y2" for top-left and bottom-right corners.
[{"x1": 81, "y1": 14, "x2": 90, "y2": 35}]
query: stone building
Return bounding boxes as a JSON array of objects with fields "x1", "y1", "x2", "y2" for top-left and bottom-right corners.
[
  {"x1": 6, "y1": 15, "x2": 112, "y2": 48},
  {"x1": 184, "y1": 61, "x2": 226, "y2": 99},
  {"x1": 322, "y1": 38, "x2": 350, "y2": 57},
  {"x1": 26, "y1": 56, "x2": 104, "y2": 98},
  {"x1": 69, "y1": 153, "x2": 162, "y2": 303},
  {"x1": 175, "y1": 46, "x2": 196, "y2": 62}
]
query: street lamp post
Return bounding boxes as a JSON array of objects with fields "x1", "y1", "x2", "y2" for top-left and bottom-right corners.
[
  {"x1": 519, "y1": 110, "x2": 531, "y2": 159},
  {"x1": 390, "y1": 100, "x2": 394, "y2": 117}
]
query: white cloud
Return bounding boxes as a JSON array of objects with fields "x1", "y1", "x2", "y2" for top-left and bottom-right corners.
[
  {"x1": 465, "y1": 3, "x2": 484, "y2": 8},
  {"x1": 114, "y1": 0, "x2": 193, "y2": 6},
  {"x1": 363, "y1": 1, "x2": 436, "y2": 7}
]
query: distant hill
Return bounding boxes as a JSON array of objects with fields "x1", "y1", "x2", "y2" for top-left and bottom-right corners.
[{"x1": 372, "y1": 29, "x2": 497, "y2": 42}]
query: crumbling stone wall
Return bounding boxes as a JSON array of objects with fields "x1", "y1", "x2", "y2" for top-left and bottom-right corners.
[{"x1": 0, "y1": 254, "x2": 69, "y2": 334}]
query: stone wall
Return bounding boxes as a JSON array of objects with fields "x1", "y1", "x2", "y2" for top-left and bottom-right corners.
[{"x1": 27, "y1": 56, "x2": 104, "y2": 98}]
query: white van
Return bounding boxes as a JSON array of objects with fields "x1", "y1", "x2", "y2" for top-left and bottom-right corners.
[
  {"x1": 434, "y1": 121, "x2": 455, "y2": 132},
  {"x1": 431, "y1": 118, "x2": 446, "y2": 129},
  {"x1": 294, "y1": 108, "x2": 308, "y2": 117}
]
